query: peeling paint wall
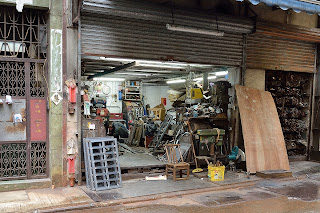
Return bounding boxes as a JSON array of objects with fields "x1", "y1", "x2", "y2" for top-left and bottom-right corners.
[{"x1": 50, "y1": 29, "x2": 63, "y2": 93}]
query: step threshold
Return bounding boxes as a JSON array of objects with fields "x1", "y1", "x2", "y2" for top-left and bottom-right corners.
[{"x1": 0, "y1": 178, "x2": 51, "y2": 192}]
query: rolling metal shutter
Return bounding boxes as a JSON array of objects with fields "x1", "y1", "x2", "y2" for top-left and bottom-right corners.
[
  {"x1": 81, "y1": 0, "x2": 254, "y2": 66},
  {"x1": 247, "y1": 22, "x2": 317, "y2": 73}
]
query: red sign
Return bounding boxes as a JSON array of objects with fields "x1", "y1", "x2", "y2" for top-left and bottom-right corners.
[
  {"x1": 30, "y1": 99, "x2": 47, "y2": 141},
  {"x1": 161, "y1": 98, "x2": 167, "y2": 106}
]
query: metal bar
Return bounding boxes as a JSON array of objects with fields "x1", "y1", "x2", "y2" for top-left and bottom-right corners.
[
  {"x1": 309, "y1": 44, "x2": 319, "y2": 159},
  {"x1": 0, "y1": 57, "x2": 46, "y2": 63},
  {"x1": 25, "y1": 62, "x2": 31, "y2": 179},
  {"x1": 87, "y1": 61, "x2": 136, "y2": 79},
  {"x1": 62, "y1": 0, "x2": 68, "y2": 186},
  {"x1": 77, "y1": 16, "x2": 83, "y2": 185}
]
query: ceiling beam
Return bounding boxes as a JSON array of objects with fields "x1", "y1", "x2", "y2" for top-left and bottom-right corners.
[{"x1": 87, "y1": 62, "x2": 136, "y2": 80}]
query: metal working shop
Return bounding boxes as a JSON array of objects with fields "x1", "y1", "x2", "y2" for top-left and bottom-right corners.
[{"x1": 1, "y1": 0, "x2": 320, "y2": 197}]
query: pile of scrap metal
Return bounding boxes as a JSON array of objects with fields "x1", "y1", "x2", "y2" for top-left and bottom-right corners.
[
  {"x1": 266, "y1": 71, "x2": 311, "y2": 155},
  {"x1": 149, "y1": 114, "x2": 192, "y2": 162}
]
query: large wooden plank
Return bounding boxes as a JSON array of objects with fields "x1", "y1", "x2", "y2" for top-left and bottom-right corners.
[{"x1": 235, "y1": 85, "x2": 290, "y2": 173}]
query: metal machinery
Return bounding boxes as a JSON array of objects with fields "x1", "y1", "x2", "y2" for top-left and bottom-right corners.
[{"x1": 196, "y1": 129, "x2": 226, "y2": 157}]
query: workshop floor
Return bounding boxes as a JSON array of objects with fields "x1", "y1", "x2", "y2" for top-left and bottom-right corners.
[
  {"x1": 119, "y1": 152, "x2": 165, "y2": 168},
  {"x1": 2, "y1": 161, "x2": 320, "y2": 213},
  {"x1": 81, "y1": 170, "x2": 261, "y2": 202},
  {"x1": 81, "y1": 161, "x2": 319, "y2": 202}
]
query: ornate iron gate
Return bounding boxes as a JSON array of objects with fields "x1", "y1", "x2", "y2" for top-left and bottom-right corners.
[{"x1": 0, "y1": 6, "x2": 48, "y2": 180}]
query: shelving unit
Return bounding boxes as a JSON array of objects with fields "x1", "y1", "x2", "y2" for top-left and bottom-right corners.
[{"x1": 124, "y1": 81, "x2": 142, "y2": 101}]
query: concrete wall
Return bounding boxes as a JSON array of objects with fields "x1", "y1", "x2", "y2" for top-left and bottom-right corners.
[
  {"x1": 48, "y1": 0, "x2": 65, "y2": 187},
  {"x1": 245, "y1": 69, "x2": 265, "y2": 91}
]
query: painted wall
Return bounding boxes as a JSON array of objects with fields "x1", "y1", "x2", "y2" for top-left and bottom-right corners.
[{"x1": 142, "y1": 85, "x2": 173, "y2": 111}]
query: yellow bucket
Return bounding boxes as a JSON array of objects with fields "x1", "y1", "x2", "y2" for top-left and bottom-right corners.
[{"x1": 208, "y1": 165, "x2": 225, "y2": 181}]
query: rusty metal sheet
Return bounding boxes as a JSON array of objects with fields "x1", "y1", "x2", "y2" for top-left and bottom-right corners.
[
  {"x1": 0, "y1": 99, "x2": 26, "y2": 141},
  {"x1": 235, "y1": 85, "x2": 290, "y2": 173},
  {"x1": 247, "y1": 32, "x2": 316, "y2": 73},
  {"x1": 30, "y1": 99, "x2": 47, "y2": 141}
]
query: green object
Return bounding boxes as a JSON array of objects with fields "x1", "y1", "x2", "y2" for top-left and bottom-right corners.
[
  {"x1": 228, "y1": 146, "x2": 239, "y2": 160},
  {"x1": 197, "y1": 129, "x2": 225, "y2": 136},
  {"x1": 197, "y1": 129, "x2": 225, "y2": 156}
]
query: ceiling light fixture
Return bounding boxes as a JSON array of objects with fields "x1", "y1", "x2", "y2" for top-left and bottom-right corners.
[
  {"x1": 93, "y1": 77, "x2": 125, "y2": 81},
  {"x1": 208, "y1": 76, "x2": 217, "y2": 80},
  {"x1": 214, "y1": 71, "x2": 228, "y2": 76},
  {"x1": 166, "y1": 24, "x2": 224, "y2": 37},
  {"x1": 99, "y1": 57, "x2": 215, "y2": 68},
  {"x1": 117, "y1": 72, "x2": 151, "y2": 76},
  {"x1": 137, "y1": 63, "x2": 186, "y2": 69},
  {"x1": 193, "y1": 76, "x2": 217, "y2": 81},
  {"x1": 166, "y1": 79, "x2": 186, "y2": 84},
  {"x1": 193, "y1": 77, "x2": 203, "y2": 82}
]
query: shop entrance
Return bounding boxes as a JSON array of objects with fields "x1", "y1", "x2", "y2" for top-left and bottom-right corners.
[{"x1": 0, "y1": 6, "x2": 48, "y2": 180}]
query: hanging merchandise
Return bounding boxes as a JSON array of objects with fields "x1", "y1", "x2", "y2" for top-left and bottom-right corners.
[
  {"x1": 84, "y1": 101, "x2": 91, "y2": 116},
  {"x1": 5, "y1": 95, "x2": 12, "y2": 104},
  {"x1": 95, "y1": 82, "x2": 103, "y2": 94},
  {"x1": 118, "y1": 90, "x2": 122, "y2": 100}
]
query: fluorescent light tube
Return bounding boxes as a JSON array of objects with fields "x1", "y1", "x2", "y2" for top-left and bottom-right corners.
[
  {"x1": 208, "y1": 76, "x2": 217, "y2": 79},
  {"x1": 166, "y1": 24, "x2": 224, "y2": 37},
  {"x1": 214, "y1": 71, "x2": 228, "y2": 76},
  {"x1": 99, "y1": 57, "x2": 214, "y2": 68},
  {"x1": 166, "y1": 79, "x2": 186, "y2": 84},
  {"x1": 93, "y1": 77, "x2": 125, "y2": 81},
  {"x1": 194, "y1": 76, "x2": 217, "y2": 81},
  {"x1": 117, "y1": 72, "x2": 151, "y2": 76},
  {"x1": 193, "y1": 77, "x2": 203, "y2": 82},
  {"x1": 138, "y1": 63, "x2": 186, "y2": 69}
]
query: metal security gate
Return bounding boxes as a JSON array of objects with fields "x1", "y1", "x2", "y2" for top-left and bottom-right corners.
[
  {"x1": 0, "y1": 6, "x2": 48, "y2": 180},
  {"x1": 81, "y1": 0, "x2": 254, "y2": 66},
  {"x1": 247, "y1": 22, "x2": 317, "y2": 73}
]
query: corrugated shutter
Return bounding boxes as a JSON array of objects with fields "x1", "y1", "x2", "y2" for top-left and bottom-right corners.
[
  {"x1": 81, "y1": 0, "x2": 254, "y2": 67},
  {"x1": 247, "y1": 22, "x2": 316, "y2": 73}
]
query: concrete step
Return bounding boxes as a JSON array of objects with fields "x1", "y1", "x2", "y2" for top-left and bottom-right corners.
[{"x1": 0, "y1": 178, "x2": 51, "y2": 192}]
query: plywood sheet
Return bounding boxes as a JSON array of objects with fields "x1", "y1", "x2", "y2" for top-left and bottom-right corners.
[{"x1": 235, "y1": 85, "x2": 290, "y2": 173}]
